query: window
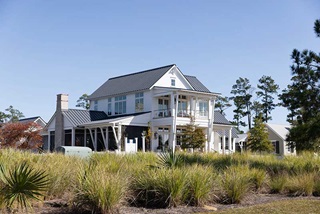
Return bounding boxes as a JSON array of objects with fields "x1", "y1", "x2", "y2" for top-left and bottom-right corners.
[
  {"x1": 199, "y1": 101, "x2": 208, "y2": 116},
  {"x1": 107, "y1": 98, "x2": 112, "y2": 115},
  {"x1": 171, "y1": 79, "x2": 176, "y2": 86},
  {"x1": 135, "y1": 92, "x2": 144, "y2": 112},
  {"x1": 115, "y1": 96, "x2": 126, "y2": 115},
  {"x1": 94, "y1": 100, "x2": 98, "y2": 111}
]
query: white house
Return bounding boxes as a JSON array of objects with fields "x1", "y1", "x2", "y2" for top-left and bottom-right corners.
[
  {"x1": 44, "y1": 64, "x2": 237, "y2": 153},
  {"x1": 265, "y1": 123, "x2": 295, "y2": 156}
]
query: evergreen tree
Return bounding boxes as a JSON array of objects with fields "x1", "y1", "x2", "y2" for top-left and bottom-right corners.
[
  {"x1": 215, "y1": 96, "x2": 231, "y2": 116},
  {"x1": 251, "y1": 101, "x2": 263, "y2": 119},
  {"x1": 256, "y1": 76, "x2": 279, "y2": 123},
  {"x1": 279, "y1": 19, "x2": 320, "y2": 152},
  {"x1": 230, "y1": 77, "x2": 253, "y2": 129},
  {"x1": 247, "y1": 117, "x2": 273, "y2": 154},
  {"x1": 76, "y1": 94, "x2": 90, "y2": 110},
  {"x1": 5, "y1": 106, "x2": 24, "y2": 122},
  {"x1": 180, "y1": 122, "x2": 206, "y2": 150}
]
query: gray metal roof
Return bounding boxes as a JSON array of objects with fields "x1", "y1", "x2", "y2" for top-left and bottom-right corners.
[
  {"x1": 62, "y1": 109, "x2": 108, "y2": 127},
  {"x1": 216, "y1": 128, "x2": 239, "y2": 138},
  {"x1": 89, "y1": 64, "x2": 175, "y2": 99},
  {"x1": 184, "y1": 75, "x2": 210, "y2": 93},
  {"x1": 213, "y1": 111, "x2": 232, "y2": 125}
]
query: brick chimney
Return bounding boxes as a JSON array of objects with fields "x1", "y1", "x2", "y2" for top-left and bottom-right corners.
[{"x1": 54, "y1": 94, "x2": 68, "y2": 149}]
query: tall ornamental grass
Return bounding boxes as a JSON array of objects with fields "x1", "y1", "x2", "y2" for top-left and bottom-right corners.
[
  {"x1": 74, "y1": 164, "x2": 128, "y2": 214},
  {"x1": 219, "y1": 165, "x2": 252, "y2": 204},
  {"x1": 132, "y1": 168, "x2": 186, "y2": 208},
  {"x1": 286, "y1": 173, "x2": 315, "y2": 196},
  {"x1": 183, "y1": 165, "x2": 217, "y2": 206}
]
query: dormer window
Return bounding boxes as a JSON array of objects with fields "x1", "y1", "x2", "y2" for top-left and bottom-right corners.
[{"x1": 171, "y1": 78, "x2": 176, "y2": 87}]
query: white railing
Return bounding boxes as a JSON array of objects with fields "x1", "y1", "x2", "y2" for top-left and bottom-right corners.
[
  {"x1": 153, "y1": 109, "x2": 208, "y2": 119},
  {"x1": 154, "y1": 109, "x2": 171, "y2": 118}
]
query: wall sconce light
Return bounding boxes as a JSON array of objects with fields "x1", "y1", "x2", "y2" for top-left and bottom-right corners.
[
  {"x1": 154, "y1": 131, "x2": 158, "y2": 139},
  {"x1": 141, "y1": 131, "x2": 146, "y2": 137}
]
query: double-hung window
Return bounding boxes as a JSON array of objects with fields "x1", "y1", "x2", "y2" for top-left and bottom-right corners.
[
  {"x1": 93, "y1": 100, "x2": 98, "y2": 111},
  {"x1": 107, "y1": 98, "x2": 112, "y2": 115},
  {"x1": 199, "y1": 101, "x2": 208, "y2": 117},
  {"x1": 135, "y1": 92, "x2": 144, "y2": 112},
  {"x1": 115, "y1": 96, "x2": 126, "y2": 115}
]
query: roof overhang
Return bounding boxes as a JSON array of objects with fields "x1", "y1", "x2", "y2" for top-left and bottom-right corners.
[
  {"x1": 79, "y1": 112, "x2": 151, "y2": 128},
  {"x1": 153, "y1": 86, "x2": 221, "y2": 97}
]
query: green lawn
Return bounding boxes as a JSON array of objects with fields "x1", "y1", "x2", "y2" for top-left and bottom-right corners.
[{"x1": 211, "y1": 199, "x2": 320, "y2": 214}]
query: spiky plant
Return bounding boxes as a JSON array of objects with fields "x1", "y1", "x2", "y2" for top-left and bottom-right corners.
[
  {"x1": 0, "y1": 162, "x2": 49, "y2": 211},
  {"x1": 157, "y1": 151, "x2": 183, "y2": 168}
]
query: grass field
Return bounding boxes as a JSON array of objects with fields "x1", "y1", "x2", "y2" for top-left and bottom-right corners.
[
  {"x1": 0, "y1": 149, "x2": 320, "y2": 213},
  {"x1": 214, "y1": 199, "x2": 320, "y2": 214}
]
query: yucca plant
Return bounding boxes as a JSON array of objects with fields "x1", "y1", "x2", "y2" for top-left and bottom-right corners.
[
  {"x1": 0, "y1": 162, "x2": 49, "y2": 211},
  {"x1": 156, "y1": 151, "x2": 183, "y2": 168}
]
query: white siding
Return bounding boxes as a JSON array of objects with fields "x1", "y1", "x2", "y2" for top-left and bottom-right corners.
[{"x1": 153, "y1": 67, "x2": 192, "y2": 89}]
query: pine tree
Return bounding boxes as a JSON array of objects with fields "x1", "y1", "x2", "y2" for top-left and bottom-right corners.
[
  {"x1": 230, "y1": 77, "x2": 253, "y2": 129},
  {"x1": 279, "y1": 19, "x2": 320, "y2": 152},
  {"x1": 215, "y1": 96, "x2": 231, "y2": 116},
  {"x1": 256, "y1": 76, "x2": 279, "y2": 123},
  {"x1": 247, "y1": 117, "x2": 273, "y2": 154}
]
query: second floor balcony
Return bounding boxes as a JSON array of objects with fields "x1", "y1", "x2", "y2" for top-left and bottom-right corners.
[{"x1": 153, "y1": 109, "x2": 209, "y2": 119}]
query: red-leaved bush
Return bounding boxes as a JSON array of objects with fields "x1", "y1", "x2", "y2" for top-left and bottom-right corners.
[{"x1": 0, "y1": 122, "x2": 43, "y2": 149}]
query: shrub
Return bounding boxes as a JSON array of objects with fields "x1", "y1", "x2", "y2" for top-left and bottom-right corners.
[
  {"x1": 183, "y1": 165, "x2": 217, "y2": 206},
  {"x1": 156, "y1": 151, "x2": 183, "y2": 168},
  {"x1": 269, "y1": 174, "x2": 287, "y2": 194},
  {"x1": 74, "y1": 165, "x2": 128, "y2": 214},
  {"x1": 250, "y1": 168, "x2": 268, "y2": 191},
  {"x1": 219, "y1": 165, "x2": 252, "y2": 204},
  {"x1": 132, "y1": 168, "x2": 186, "y2": 208},
  {"x1": 286, "y1": 173, "x2": 315, "y2": 196}
]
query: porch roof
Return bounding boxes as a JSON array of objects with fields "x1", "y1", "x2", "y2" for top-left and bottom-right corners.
[{"x1": 79, "y1": 112, "x2": 151, "y2": 128}]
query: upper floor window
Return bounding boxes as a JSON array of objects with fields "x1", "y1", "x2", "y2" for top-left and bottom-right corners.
[
  {"x1": 115, "y1": 96, "x2": 126, "y2": 115},
  {"x1": 94, "y1": 100, "x2": 98, "y2": 111},
  {"x1": 199, "y1": 101, "x2": 208, "y2": 116},
  {"x1": 171, "y1": 79, "x2": 176, "y2": 87},
  {"x1": 107, "y1": 98, "x2": 112, "y2": 115},
  {"x1": 135, "y1": 92, "x2": 144, "y2": 112}
]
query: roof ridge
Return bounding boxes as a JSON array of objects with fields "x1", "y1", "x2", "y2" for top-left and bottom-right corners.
[
  {"x1": 184, "y1": 74, "x2": 196, "y2": 77},
  {"x1": 108, "y1": 64, "x2": 175, "y2": 80}
]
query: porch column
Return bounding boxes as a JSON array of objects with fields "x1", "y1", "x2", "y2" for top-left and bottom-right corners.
[
  {"x1": 142, "y1": 134, "x2": 146, "y2": 152},
  {"x1": 94, "y1": 128, "x2": 97, "y2": 151},
  {"x1": 71, "y1": 128, "x2": 75, "y2": 146},
  {"x1": 222, "y1": 131, "x2": 226, "y2": 155},
  {"x1": 84, "y1": 129, "x2": 87, "y2": 147},
  {"x1": 228, "y1": 128, "x2": 232, "y2": 152},
  {"x1": 105, "y1": 128, "x2": 109, "y2": 151},
  {"x1": 117, "y1": 124, "x2": 122, "y2": 152},
  {"x1": 48, "y1": 131, "x2": 51, "y2": 152}
]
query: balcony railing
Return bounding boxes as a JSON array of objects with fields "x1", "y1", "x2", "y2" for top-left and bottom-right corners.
[
  {"x1": 154, "y1": 109, "x2": 208, "y2": 119},
  {"x1": 154, "y1": 109, "x2": 171, "y2": 118}
]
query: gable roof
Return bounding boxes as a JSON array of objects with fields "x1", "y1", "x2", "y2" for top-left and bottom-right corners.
[
  {"x1": 89, "y1": 64, "x2": 175, "y2": 99},
  {"x1": 62, "y1": 109, "x2": 108, "y2": 127},
  {"x1": 89, "y1": 64, "x2": 217, "y2": 100},
  {"x1": 184, "y1": 75, "x2": 210, "y2": 93},
  {"x1": 19, "y1": 116, "x2": 47, "y2": 128},
  {"x1": 266, "y1": 123, "x2": 291, "y2": 141},
  {"x1": 213, "y1": 111, "x2": 232, "y2": 125}
]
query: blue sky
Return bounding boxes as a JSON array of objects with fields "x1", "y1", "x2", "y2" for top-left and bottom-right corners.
[{"x1": 0, "y1": 0, "x2": 319, "y2": 128}]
